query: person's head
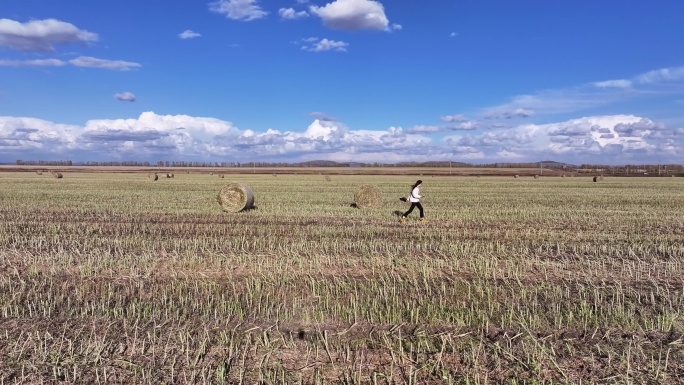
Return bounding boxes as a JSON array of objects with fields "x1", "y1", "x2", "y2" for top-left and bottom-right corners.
[{"x1": 413, "y1": 180, "x2": 422, "y2": 189}]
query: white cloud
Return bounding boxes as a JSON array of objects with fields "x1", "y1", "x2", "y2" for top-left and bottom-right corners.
[
  {"x1": 300, "y1": 37, "x2": 348, "y2": 52},
  {"x1": 114, "y1": 92, "x2": 136, "y2": 102},
  {"x1": 593, "y1": 79, "x2": 632, "y2": 88},
  {"x1": 69, "y1": 56, "x2": 141, "y2": 71},
  {"x1": 309, "y1": 0, "x2": 390, "y2": 31},
  {"x1": 635, "y1": 66, "x2": 684, "y2": 84},
  {"x1": 440, "y1": 114, "x2": 468, "y2": 123},
  {"x1": 0, "y1": 56, "x2": 140, "y2": 70},
  {"x1": 0, "y1": 59, "x2": 66, "y2": 67},
  {"x1": 450, "y1": 32, "x2": 458, "y2": 38},
  {"x1": 310, "y1": 112, "x2": 337, "y2": 121},
  {"x1": 481, "y1": 65, "x2": 684, "y2": 119},
  {"x1": 484, "y1": 108, "x2": 535, "y2": 120},
  {"x1": 0, "y1": 18, "x2": 98, "y2": 53},
  {"x1": 179, "y1": 30, "x2": 201, "y2": 39},
  {"x1": 209, "y1": 0, "x2": 268, "y2": 21},
  {"x1": 1, "y1": 112, "x2": 682, "y2": 164},
  {"x1": 279, "y1": 8, "x2": 309, "y2": 19},
  {"x1": 405, "y1": 125, "x2": 441, "y2": 134}
]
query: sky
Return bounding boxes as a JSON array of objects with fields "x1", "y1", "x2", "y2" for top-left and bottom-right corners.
[{"x1": 1, "y1": 0, "x2": 683, "y2": 165}]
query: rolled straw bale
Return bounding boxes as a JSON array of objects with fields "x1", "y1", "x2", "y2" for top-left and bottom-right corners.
[
  {"x1": 593, "y1": 176, "x2": 598, "y2": 182},
  {"x1": 219, "y1": 174, "x2": 225, "y2": 178},
  {"x1": 514, "y1": 175, "x2": 519, "y2": 178},
  {"x1": 218, "y1": 183, "x2": 255, "y2": 212},
  {"x1": 53, "y1": 172, "x2": 63, "y2": 179},
  {"x1": 354, "y1": 184, "x2": 382, "y2": 208},
  {"x1": 325, "y1": 175, "x2": 332, "y2": 182},
  {"x1": 166, "y1": 173, "x2": 172, "y2": 178},
  {"x1": 36, "y1": 171, "x2": 43, "y2": 175},
  {"x1": 149, "y1": 173, "x2": 158, "y2": 181},
  {"x1": 534, "y1": 175, "x2": 539, "y2": 179}
]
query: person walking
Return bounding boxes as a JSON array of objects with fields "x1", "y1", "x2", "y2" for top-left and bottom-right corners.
[{"x1": 400, "y1": 180, "x2": 427, "y2": 223}]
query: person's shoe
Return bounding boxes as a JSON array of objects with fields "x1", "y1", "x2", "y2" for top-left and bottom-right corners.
[
  {"x1": 399, "y1": 217, "x2": 406, "y2": 223},
  {"x1": 420, "y1": 218, "x2": 428, "y2": 223}
]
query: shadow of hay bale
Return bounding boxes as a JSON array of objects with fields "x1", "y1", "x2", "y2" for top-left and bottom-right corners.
[{"x1": 392, "y1": 210, "x2": 403, "y2": 217}]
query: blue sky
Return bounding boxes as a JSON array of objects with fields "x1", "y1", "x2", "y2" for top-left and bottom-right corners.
[{"x1": 1, "y1": 0, "x2": 683, "y2": 165}]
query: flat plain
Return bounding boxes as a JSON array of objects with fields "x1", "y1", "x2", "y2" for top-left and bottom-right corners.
[{"x1": 0, "y1": 170, "x2": 682, "y2": 384}]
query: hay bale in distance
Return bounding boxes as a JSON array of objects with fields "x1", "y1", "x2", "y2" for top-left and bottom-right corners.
[
  {"x1": 534, "y1": 175, "x2": 539, "y2": 179},
  {"x1": 593, "y1": 176, "x2": 598, "y2": 182},
  {"x1": 325, "y1": 175, "x2": 332, "y2": 182},
  {"x1": 149, "y1": 173, "x2": 158, "y2": 181},
  {"x1": 218, "y1": 183, "x2": 255, "y2": 213},
  {"x1": 354, "y1": 184, "x2": 382, "y2": 208},
  {"x1": 53, "y1": 172, "x2": 63, "y2": 179},
  {"x1": 514, "y1": 175, "x2": 519, "y2": 179},
  {"x1": 36, "y1": 171, "x2": 43, "y2": 175}
]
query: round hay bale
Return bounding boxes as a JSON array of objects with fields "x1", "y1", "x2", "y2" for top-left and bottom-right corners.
[
  {"x1": 534, "y1": 175, "x2": 539, "y2": 179},
  {"x1": 514, "y1": 175, "x2": 519, "y2": 179},
  {"x1": 599, "y1": 175, "x2": 604, "y2": 181},
  {"x1": 325, "y1": 175, "x2": 332, "y2": 182},
  {"x1": 53, "y1": 172, "x2": 63, "y2": 179},
  {"x1": 593, "y1": 176, "x2": 598, "y2": 182},
  {"x1": 218, "y1": 183, "x2": 255, "y2": 213},
  {"x1": 354, "y1": 184, "x2": 382, "y2": 208},
  {"x1": 219, "y1": 174, "x2": 225, "y2": 178},
  {"x1": 35, "y1": 171, "x2": 43, "y2": 175},
  {"x1": 170, "y1": 173, "x2": 174, "y2": 178},
  {"x1": 149, "y1": 173, "x2": 158, "y2": 181},
  {"x1": 166, "y1": 173, "x2": 172, "y2": 178}
]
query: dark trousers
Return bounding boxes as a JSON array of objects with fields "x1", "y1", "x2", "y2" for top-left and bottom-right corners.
[{"x1": 403, "y1": 202, "x2": 424, "y2": 218}]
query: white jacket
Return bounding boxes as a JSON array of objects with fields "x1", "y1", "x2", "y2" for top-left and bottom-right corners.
[{"x1": 409, "y1": 186, "x2": 421, "y2": 203}]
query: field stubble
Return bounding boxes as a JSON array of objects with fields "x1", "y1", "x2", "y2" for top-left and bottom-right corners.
[{"x1": 0, "y1": 172, "x2": 682, "y2": 384}]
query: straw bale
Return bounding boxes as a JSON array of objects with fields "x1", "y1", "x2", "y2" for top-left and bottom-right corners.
[
  {"x1": 53, "y1": 172, "x2": 63, "y2": 179},
  {"x1": 149, "y1": 173, "x2": 158, "y2": 181},
  {"x1": 218, "y1": 183, "x2": 255, "y2": 213},
  {"x1": 354, "y1": 184, "x2": 382, "y2": 208}
]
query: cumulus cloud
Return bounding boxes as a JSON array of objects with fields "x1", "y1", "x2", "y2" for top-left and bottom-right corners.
[
  {"x1": 1, "y1": 112, "x2": 682, "y2": 164},
  {"x1": 179, "y1": 30, "x2": 201, "y2": 39},
  {"x1": 279, "y1": 8, "x2": 309, "y2": 19},
  {"x1": 309, "y1": 0, "x2": 391, "y2": 31},
  {"x1": 0, "y1": 18, "x2": 98, "y2": 53},
  {"x1": 114, "y1": 92, "x2": 136, "y2": 102},
  {"x1": 300, "y1": 37, "x2": 348, "y2": 52},
  {"x1": 209, "y1": 0, "x2": 268, "y2": 21},
  {"x1": 450, "y1": 32, "x2": 458, "y2": 38}
]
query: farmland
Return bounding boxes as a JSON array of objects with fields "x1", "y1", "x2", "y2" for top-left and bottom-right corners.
[{"x1": 0, "y1": 170, "x2": 682, "y2": 384}]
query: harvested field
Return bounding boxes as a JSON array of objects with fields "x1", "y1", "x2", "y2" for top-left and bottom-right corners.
[{"x1": 0, "y1": 171, "x2": 682, "y2": 384}]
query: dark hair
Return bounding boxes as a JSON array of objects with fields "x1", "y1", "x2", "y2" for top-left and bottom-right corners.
[{"x1": 412, "y1": 180, "x2": 422, "y2": 189}]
